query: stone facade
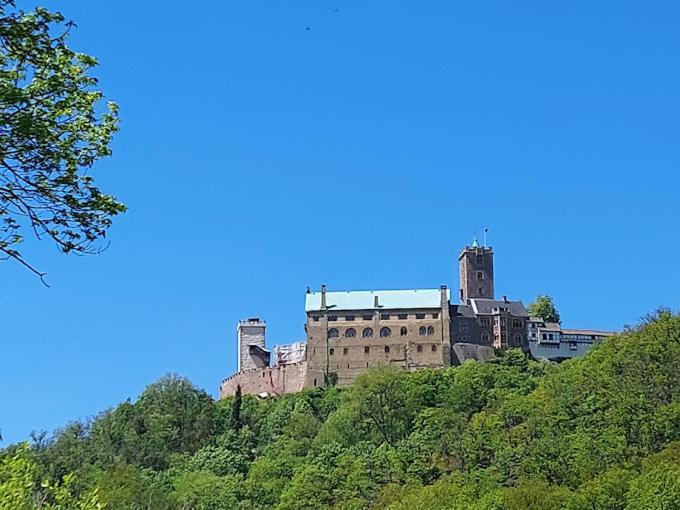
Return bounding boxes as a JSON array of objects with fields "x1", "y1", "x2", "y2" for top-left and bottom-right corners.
[
  {"x1": 237, "y1": 318, "x2": 269, "y2": 372},
  {"x1": 450, "y1": 297, "x2": 530, "y2": 358},
  {"x1": 220, "y1": 362, "x2": 307, "y2": 398},
  {"x1": 459, "y1": 245, "x2": 494, "y2": 301},
  {"x1": 303, "y1": 287, "x2": 451, "y2": 388}
]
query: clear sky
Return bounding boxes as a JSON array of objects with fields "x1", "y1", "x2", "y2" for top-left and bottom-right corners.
[{"x1": 1, "y1": 1, "x2": 679, "y2": 445}]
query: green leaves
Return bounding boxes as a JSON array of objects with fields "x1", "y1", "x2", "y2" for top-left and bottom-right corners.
[
  {"x1": 527, "y1": 295, "x2": 561, "y2": 324},
  {"x1": 4, "y1": 314, "x2": 680, "y2": 509},
  {"x1": 0, "y1": 0, "x2": 123, "y2": 281}
]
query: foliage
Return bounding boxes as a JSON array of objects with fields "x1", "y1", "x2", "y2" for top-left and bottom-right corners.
[
  {"x1": 527, "y1": 294, "x2": 561, "y2": 323},
  {"x1": 0, "y1": 444, "x2": 103, "y2": 510},
  {"x1": 0, "y1": 0, "x2": 124, "y2": 280},
  {"x1": 4, "y1": 313, "x2": 680, "y2": 508}
]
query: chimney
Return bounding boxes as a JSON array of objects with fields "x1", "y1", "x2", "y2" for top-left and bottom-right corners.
[
  {"x1": 306, "y1": 286, "x2": 311, "y2": 294},
  {"x1": 321, "y1": 285, "x2": 327, "y2": 309},
  {"x1": 503, "y1": 295, "x2": 508, "y2": 302},
  {"x1": 374, "y1": 295, "x2": 379, "y2": 308}
]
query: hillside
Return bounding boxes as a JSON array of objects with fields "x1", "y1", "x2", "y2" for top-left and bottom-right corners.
[{"x1": 2, "y1": 311, "x2": 680, "y2": 509}]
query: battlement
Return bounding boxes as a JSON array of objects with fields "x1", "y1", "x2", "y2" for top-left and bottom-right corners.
[{"x1": 220, "y1": 361, "x2": 307, "y2": 398}]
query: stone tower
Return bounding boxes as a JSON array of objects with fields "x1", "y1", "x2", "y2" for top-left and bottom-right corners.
[
  {"x1": 237, "y1": 318, "x2": 267, "y2": 372},
  {"x1": 458, "y1": 241, "x2": 494, "y2": 302}
]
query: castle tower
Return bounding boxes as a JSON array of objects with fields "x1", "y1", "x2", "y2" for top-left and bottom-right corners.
[
  {"x1": 237, "y1": 318, "x2": 267, "y2": 372},
  {"x1": 458, "y1": 242, "x2": 494, "y2": 302}
]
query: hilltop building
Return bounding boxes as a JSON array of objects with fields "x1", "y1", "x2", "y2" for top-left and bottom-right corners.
[
  {"x1": 219, "y1": 242, "x2": 613, "y2": 398},
  {"x1": 528, "y1": 318, "x2": 615, "y2": 360}
]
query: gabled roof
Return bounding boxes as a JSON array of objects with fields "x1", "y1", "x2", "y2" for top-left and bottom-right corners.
[
  {"x1": 305, "y1": 288, "x2": 448, "y2": 312},
  {"x1": 451, "y1": 304, "x2": 476, "y2": 318},
  {"x1": 470, "y1": 298, "x2": 528, "y2": 317}
]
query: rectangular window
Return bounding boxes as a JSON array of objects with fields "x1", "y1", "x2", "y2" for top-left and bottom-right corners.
[
  {"x1": 480, "y1": 318, "x2": 490, "y2": 327},
  {"x1": 345, "y1": 315, "x2": 355, "y2": 321},
  {"x1": 416, "y1": 313, "x2": 425, "y2": 320},
  {"x1": 459, "y1": 321, "x2": 469, "y2": 333},
  {"x1": 477, "y1": 271, "x2": 484, "y2": 280},
  {"x1": 513, "y1": 319, "x2": 523, "y2": 328},
  {"x1": 312, "y1": 316, "x2": 320, "y2": 322},
  {"x1": 432, "y1": 313, "x2": 439, "y2": 319},
  {"x1": 380, "y1": 313, "x2": 390, "y2": 320},
  {"x1": 363, "y1": 314, "x2": 373, "y2": 321},
  {"x1": 343, "y1": 347, "x2": 348, "y2": 355},
  {"x1": 328, "y1": 316, "x2": 337, "y2": 322},
  {"x1": 364, "y1": 346, "x2": 370, "y2": 354},
  {"x1": 398, "y1": 313, "x2": 408, "y2": 320}
]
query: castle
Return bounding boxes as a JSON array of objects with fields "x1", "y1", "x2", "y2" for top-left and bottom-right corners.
[{"x1": 219, "y1": 242, "x2": 613, "y2": 398}]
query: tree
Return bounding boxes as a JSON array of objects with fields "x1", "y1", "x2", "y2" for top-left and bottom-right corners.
[
  {"x1": 0, "y1": 444, "x2": 104, "y2": 510},
  {"x1": 528, "y1": 294, "x2": 561, "y2": 323},
  {"x1": 0, "y1": 1, "x2": 124, "y2": 282}
]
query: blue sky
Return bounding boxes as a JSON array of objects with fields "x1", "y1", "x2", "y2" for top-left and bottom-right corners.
[{"x1": 1, "y1": 0, "x2": 679, "y2": 445}]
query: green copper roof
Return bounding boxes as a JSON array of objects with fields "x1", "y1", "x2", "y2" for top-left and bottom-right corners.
[{"x1": 305, "y1": 288, "x2": 448, "y2": 312}]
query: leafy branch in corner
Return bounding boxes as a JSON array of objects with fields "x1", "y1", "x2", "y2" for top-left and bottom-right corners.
[{"x1": 0, "y1": 0, "x2": 125, "y2": 284}]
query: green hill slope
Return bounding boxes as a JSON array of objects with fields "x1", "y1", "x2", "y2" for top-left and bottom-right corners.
[{"x1": 2, "y1": 311, "x2": 680, "y2": 509}]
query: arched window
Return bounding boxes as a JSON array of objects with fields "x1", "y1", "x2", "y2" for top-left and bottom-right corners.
[
  {"x1": 329, "y1": 348, "x2": 335, "y2": 355},
  {"x1": 481, "y1": 331, "x2": 490, "y2": 343},
  {"x1": 514, "y1": 333, "x2": 522, "y2": 345},
  {"x1": 419, "y1": 326, "x2": 426, "y2": 336},
  {"x1": 380, "y1": 327, "x2": 391, "y2": 338},
  {"x1": 328, "y1": 328, "x2": 339, "y2": 338},
  {"x1": 431, "y1": 344, "x2": 437, "y2": 352},
  {"x1": 363, "y1": 328, "x2": 373, "y2": 338},
  {"x1": 384, "y1": 345, "x2": 390, "y2": 353},
  {"x1": 417, "y1": 344, "x2": 423, "y2": 352},
  {"x1": 400, "y1": 327, "x2": 407, "y2": 336},
  {"x1": 427, "y1": 326, "x2": 435, "y2": 335},
  {"x1": 346, "y1": 328, "x2": 356, "y2": 338}
]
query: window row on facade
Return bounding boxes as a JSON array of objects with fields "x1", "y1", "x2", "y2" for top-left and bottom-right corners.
[
  {"x1": 328, "y1": 344, "x2": 438, "y2": 356},
  {"x1": 327, "y1": 325, "x2": 436, "y2": 339},
  {"x1": 474, "y1": 318, "x2": 524, "y2": 328},
  {"x1": 312, "y1": 312, "x2": 440, "y2": 322}
]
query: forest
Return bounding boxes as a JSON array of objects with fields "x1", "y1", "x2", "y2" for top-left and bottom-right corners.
[{"x1": 2, "y1": 310, "x2": 680, "y2": 509}]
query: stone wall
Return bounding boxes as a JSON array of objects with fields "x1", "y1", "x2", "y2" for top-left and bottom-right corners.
[
  {"x1": 452, "y1": 342, "x2": 496, "y2": 364},
  {"x1": 304, "y1": 293, "x2": 451, "y2": 388},
  {"x1": 220, "y1": 361, "x2": 307, "y2": 398},
  {"x1": 237, "y1": 320, "x2": 266, "y2": 372},
  {"x1": 459, "y1": 246, "x2": 494, "y2": 301}
]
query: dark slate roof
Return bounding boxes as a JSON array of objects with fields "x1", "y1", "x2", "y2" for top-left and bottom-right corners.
[
  {"x1": 450, "y1": 304, "x2": 476, "y2": 318},
  {"x1": 470, "y1": 298, "x2": 528, "y2": 317}
]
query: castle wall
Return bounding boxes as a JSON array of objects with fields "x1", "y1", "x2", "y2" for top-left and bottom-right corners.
[
  {"x1": 220, "y1": 361, "x2": 307, "y2": 398},
  {"x1": 304, "y1": 303, "x2": 451, "y2": 388}
]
